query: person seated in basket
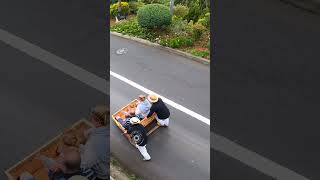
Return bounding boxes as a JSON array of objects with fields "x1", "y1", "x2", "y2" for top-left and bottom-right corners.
[
  {"x1": 79, "y1": 105, "x2": 109, "y2": 180},
  {"x1": 127, "y1": 117, "x2": 151, "y2": 161},
  {"x1": 56, "y1": 133, "x2": 79, "y2": 157},
  {"x1": 147, "y1": 94, "x2": 170, "y2": 127},
  {"x1": 122, "y1": 103, "x2": 136, "y2": 117},
  {"x1": 135, "y1": 95, "x2": 151, "y2": 118},
  {"x1": 116, "y1": 109, "x2": 144, "y2": 130},
  {"x1": 38, "y1": 149, "x2": 97, "y2": 180}
]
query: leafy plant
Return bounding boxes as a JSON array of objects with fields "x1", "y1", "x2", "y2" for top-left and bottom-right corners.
[
  {"x1": 170, "y1": 16, "x2": 193, "y2": 36},
  {"x1": 197, "y1": 12, "x2": 210, "y2": 28},
  {"x1": 111, "y1": 18, "x2": 157, "y2": 41},
  {"x1": 185, "y1": 1, "x2": 201, "y2": 22},
  {"x1": 137, "y1": 4, "x2": 172, "y2": 29},
  {"x1": 189, "y1": 48, "x2": 210, "y2": 58},
  {"x1": 192, "y1": 22, "x2": 206, "y2": 40},
  {"x1": 129, "y1": 1, "x2": 145, "y2": 14},
  {"x1": 110, "y1": 2, "x2": 130, "y2": 18},
  {"x1": 173, "y1": 4, "x2": 189, "y2": 18},
  {"x1": 159, "y1": 36, "x2": 194, "y2": 48},
  {"x1": 141, "y1": 0, "x2": 169, "y2": 5}
]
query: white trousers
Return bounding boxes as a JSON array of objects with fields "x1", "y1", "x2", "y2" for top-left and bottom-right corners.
[
  {"x1": 136, "y1": 144, "x2": 151, "y2": 160},
  {"x1": 156, "y1": 115, "x2": 170, "y2": 126}
]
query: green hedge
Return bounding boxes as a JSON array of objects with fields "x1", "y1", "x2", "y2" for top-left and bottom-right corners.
[{"x1": 137, "y1": 4, "x2": 172, "y2": 29}]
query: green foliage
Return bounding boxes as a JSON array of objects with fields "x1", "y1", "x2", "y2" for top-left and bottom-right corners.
[
  {"x1": 189, "y1": 49, "x2": 210, "y2": 58},
  {"x1": 185, "y1": 1, "x2": 202, "y2": 22},
  {"x1": 111, "y1": 18, "x2": 157, "y2": 41},
  {"x1": 170, "y1": 16, "x2": 193, "y2": 36},
  {"x1": 129, "y1": 1, "x2": 145, "y2": 14},
  {"x1": 207, "y1": 41, "x2": 210, "y2": 49},
  {"x1": 197, "y1": 12, "x2": 210, "y2": 28},
  {"x1": 192, "y1": 22, "x2": 206, "y2": 40},
  {"x1": 110, "y1": 2, "x2": 130, "y2": 18},
  {"x1": 141, "y1": 0, "x2": 169, "y2": 5},
  {"x1": 110, "y1": 0, "x2": 118, "y2": 4},
  {"x1": 173, "y1": 4, "x2": 189, "y2": 18},
  {"x1": 137, "y1": 4, "x2": 172, "y2": 29},
  {"x1": 159, "y1": 36, "x2": 194, "y2": 48}
]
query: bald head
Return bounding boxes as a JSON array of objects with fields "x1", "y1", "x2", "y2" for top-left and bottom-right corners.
[{"x1": 63, "y1": 149, "x2": 81, "y2": 173}]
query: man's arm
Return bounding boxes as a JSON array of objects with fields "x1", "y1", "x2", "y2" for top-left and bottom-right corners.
[{"x1": 147, "y1": 105, "x2": 155, "y2": 118}]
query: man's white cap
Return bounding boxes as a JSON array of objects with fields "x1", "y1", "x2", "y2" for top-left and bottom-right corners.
[{"x1": 130, "y1": 117, "x2": 141, "y2": 125}]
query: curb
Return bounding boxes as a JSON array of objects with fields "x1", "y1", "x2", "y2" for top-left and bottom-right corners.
[{"x1": 110, "y1": 32, "x2": 210, "y2": 65}]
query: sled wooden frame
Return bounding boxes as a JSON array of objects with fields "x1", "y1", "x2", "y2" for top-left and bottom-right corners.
[
  {"x1": 5, "y1": 119, "x2": 94, "y2": 180},
  {"x1": 111, "y1": 99, "x2": 159, "y2": 146}
]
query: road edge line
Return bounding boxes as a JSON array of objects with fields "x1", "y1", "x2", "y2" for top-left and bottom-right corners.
[
  {"x1": 110, "y1": 71, "x2": 211, "y2": 126},
  {"x1": 110, "y1": 31, "x2": 210, "y2": 65}
]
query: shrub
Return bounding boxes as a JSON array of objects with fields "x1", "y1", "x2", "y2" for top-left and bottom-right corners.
[
  {"x1": 142, "y1": 0, "x2": 169, "y2": 5},
  {"x1": 185, "y1": 1, "x2": 201, "y2": 22},
  {"x1": 197, "y1": 12, "x2": 210, "y2": 28},
  {"x1": 110, "y1": 2, "x2": 130, "y2": 18},
  {"x1": 159, "y1": 36, "x2": 194, "y2": 48},
  {"x1": 111, "y1": 18, "x2": 157, "y2": 41},
  {"x1": 192, "y1": 22, "x2": 206, "y2": 40},
  {"x1": 129, "y1": 1, "x2": 145, "y2": 14},
  {"x1": 173, "y1": 4, "x2": 189, "y2": 18},
  {"x1": 137, "y1": 4, "x2": 172, "y2": 29},
  {"x1": 170, "y1": 17, "x2": 193, "y2": 36}
]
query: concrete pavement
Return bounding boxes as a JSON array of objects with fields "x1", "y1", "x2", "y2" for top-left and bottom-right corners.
[
  {"x1": 215, "y1": 0, "x2": 320, "y2": 179},
  {"x1": 110, "y1": 35, "x2": 210, "y2": 180},
  {"x1": 0, "y1": 0, "x2": 107, "y2": 179}
]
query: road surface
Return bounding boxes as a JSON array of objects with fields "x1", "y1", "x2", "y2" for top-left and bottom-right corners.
[
  {"x1": 110, "y1": 35, "x2": 210, "y2": 180},
  {"x1": 215, "y1": 0, "x2": 320, "y2": 179},
  {"x1": 0, "y1": 0, "x2": 107, "y2": 179}
]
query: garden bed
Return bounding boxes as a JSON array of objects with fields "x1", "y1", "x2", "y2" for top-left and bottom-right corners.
[{"x1": 109, "y1": 1, "x2": 211, "y2": 60}]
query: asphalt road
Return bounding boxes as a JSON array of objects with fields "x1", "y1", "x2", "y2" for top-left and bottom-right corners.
[
  {"x1": 215, "y1": 0, "x2": 320, "y2": 179},
  {"x1": 0, "y1": 0, "x2": 107, "y2": 179},
  {"x1": 110, "y1": 35, "x2": 210, "y2": 180}
]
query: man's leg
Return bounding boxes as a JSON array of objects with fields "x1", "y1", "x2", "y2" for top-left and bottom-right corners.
[
  {"x1": 135, "y1": 144, "x2": 151, "y2": 161},
  {"x1": 156, "y1": 116, "x2": 169, "y2": 127},
  {"x1": 116, "y1": 116, "x2": 127, "y2": 126}
]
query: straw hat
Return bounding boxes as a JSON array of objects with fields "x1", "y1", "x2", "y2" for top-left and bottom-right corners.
[
  {"x1": 91, "y1": 105, "x2": 109, "y2": 126},
  {"x1": 148, "y1": 94, "x2": 159, "y2": 103},
  {"x1": 130, "y1": 117, "x2": 141, "y2": 125}
]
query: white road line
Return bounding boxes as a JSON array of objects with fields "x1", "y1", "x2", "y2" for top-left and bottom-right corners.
[
  {"x1": 212, "y1": 133, "x2": 310, "y2": 180},
  {"x1": 0, "y1": 27, "x2": 308, "y2": 180},
  {"x1": 0, "y1": 29, "x2": 109, "y2": 95},
  {"x1": 110, "y1": 71, "x2": 210, "y2": 126}
]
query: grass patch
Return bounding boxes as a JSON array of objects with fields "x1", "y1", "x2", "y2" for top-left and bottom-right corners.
[
  {"x1": 110, "y1": 156, "x2": 144, "y2": 180},
  {"x1": 188, "y1": 48, "x2": 210, "y2": 58}
]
